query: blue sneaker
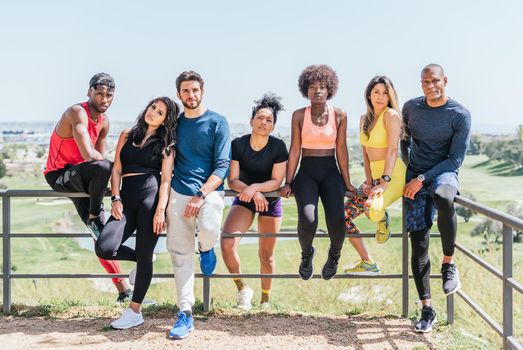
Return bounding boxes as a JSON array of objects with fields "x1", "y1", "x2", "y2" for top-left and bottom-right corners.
[
  {"x1": 169, "y1": 311, "x2": 194, "y2": 339},
  {"x1": 199, "y1": 248, "x2": 216, "y2": 276}
]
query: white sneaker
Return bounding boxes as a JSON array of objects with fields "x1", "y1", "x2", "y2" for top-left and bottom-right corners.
[
  {"x1": 236, "y1": 287, "x2": 254, "y2": 310},
  {"x1": 260, "y1": 302, "x2": 270, "y2": 310},
  {"x1": 111, "y1": 308, "x2": 144, "y2": 329},
  {"x1": 129, "y1": 254, "x2": 157, "y2": 286}
]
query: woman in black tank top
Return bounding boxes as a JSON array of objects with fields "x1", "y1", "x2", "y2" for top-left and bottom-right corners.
[
  {"x1": 95, "y1": 97, "x2": 179, "y2": 330},
  {"x1": 221, "y1": 93, "x2": 288, "y2": 310}
]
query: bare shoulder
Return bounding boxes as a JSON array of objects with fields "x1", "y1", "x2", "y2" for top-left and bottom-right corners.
[
  {"x1": 384, "y1": 108, "x2": 401, "y2": 121},
  {"x1": 333, "y1": 106, "x2": 347, "y2": 119},
  {"x1": 291, "y1": 108, "x2": 306, "y2": 126},
  {"x1": 66, "y1": 104, "x2": 88, "y2": 125},
  {"x1": 120, "y1": 128, "x2": 131, "y2": 138}
]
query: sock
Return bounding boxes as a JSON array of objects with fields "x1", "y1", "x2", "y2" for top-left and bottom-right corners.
[
  {"x1": 261, "y1": 289, "x2": 270, "y2": 303},
  {"x1": 233, "y1": 278, "x2": 247, "y2": 291}
]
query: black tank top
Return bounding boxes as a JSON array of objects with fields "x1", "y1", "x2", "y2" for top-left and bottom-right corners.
[{"x1": 120, "y1": 137, "x2": 162, "y2": 175}]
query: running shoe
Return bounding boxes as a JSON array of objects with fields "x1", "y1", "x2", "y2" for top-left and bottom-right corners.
[
  {"x1": 236, "y1": 287, "x2": 254, "y2": 310},
  {"x1": 260, "y1": 302, "x2": 270, "y2": 310},
  {"x1": 375, "y1": 211, "x2": 391, "y2": 244},
  {"x1": 169, "y1": 311, "x2": 194, "y2": 339},
  {"x1": 441, "y1": 263, "x2": 461, "y2": 296},
  {"x1": 298, "y1": 246, "x2": 315, "y2": 280},
  {"x1": 414, "y1": 305, "x2": 437, "y2": 333},
  {"x1": 116, "y1": 289, "x2": 133, "y2": 303},
  {"x1": 87, "y1": 216, "x2": 104, "y2": 240},
  {"x1": 344, "y1": 260, "x2": 381, "y2": 276},
  {"x1": 321, "y1": 248, "x2": 340, "y2": 280},
  {"x1": 111, "y1": 308, "x2": 144, "y2": 329},
  {"x1": 199, "y1": 248, "x2": 217, "y2": 276}
]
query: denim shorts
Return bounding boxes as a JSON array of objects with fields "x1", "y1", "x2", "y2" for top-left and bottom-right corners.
[{"x1": 404, "y1": 171, "x2": 459, "y2": 232}]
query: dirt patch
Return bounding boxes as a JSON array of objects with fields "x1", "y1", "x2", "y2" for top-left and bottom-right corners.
[{"x1": 0, "y1": 313, "x2": 441, "y2": 350}]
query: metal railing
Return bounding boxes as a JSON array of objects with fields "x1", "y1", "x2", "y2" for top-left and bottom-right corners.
[{"x1": 1, "y1": 189, "x2": 522, "y2": 349}]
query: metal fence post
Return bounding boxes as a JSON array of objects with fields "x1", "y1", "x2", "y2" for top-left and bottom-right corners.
[
  {"x1": 447, "y1": 294, "x2": 454, "y2": 324},
  {"x1": 203, "y1": 276, "x2": 210, "y2": 312},
  {"x1": 502, "y1": 223, "x2": 513, "y2": 349},
  {"x1": 2, "y1": 194, "x2": 11, "y2": 314},
  {"x1": 402, "y1": 198, "x2": 409, "y2": 317}
]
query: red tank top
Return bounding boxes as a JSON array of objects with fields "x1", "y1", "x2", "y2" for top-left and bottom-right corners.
[{"x1": 44, "y1": 102, "x2": 104, "y2": 174}]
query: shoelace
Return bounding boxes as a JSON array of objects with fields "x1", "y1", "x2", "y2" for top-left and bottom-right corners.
[
  {"x1": 174, "y1": 312, "x2": 188, "y2": 327},
  {"x1": 421, "y1": 308, "x2": 434, "y2": 322},
  {"x1": 442, "y1": 266, "x2": 455, "y2": 280}
]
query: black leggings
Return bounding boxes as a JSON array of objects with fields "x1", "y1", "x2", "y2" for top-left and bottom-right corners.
[
  {"x1": 292, "y1": 156, "x2": 345, "y2": 254},
  {"x1": 95, "y1": 174, "x2": 160, "y2": 304},
  {"x1": 410, "y1": 184, "x2": 457, "y2": 300},
  {"x1": 45, "y1": 160, "x2": 112, "y2": 222}
]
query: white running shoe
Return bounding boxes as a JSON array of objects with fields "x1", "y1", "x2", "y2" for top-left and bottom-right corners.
[
  {"x1": 129, "y1": 253, "x2": 157, "y2": 286},
  {"x1": 111, "y1": 308, "x2": 144, "y2": 329},
  {"x1": 236, "y1": 287, "x2": 254, "y2": 310},
  {"x1": 260, "y1": 302, "x2": 270, "y2": 310}
]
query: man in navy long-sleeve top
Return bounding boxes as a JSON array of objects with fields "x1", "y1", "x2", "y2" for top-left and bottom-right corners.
[
  {"x1": 401, "y1": 64, "x2": 471, "y2": 333},
  {"x1": 166, "y1": 70, "x2": 231, "y2": 339}
]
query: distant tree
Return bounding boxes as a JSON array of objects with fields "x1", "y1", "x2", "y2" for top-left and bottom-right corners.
[
  {"x1": 467, "y1": 133, "x2": 484, "y2": 155},
  {"x1": 517, "y1": 124, "x2": 523, "y2": 142},
  {"x1": 0, "y1": 156, "x2": 6, "y2": 179},
  {"x1": 506, "y1": 202, "x2": 523, "y2": 243},
  {"x1": 456, "y1": 192, "x2": 478, "y2": 222}
]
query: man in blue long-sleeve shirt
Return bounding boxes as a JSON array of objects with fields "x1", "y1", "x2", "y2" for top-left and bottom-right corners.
[
  {"x1": 400, "y1": 64, "x2": 471, "y2": 333},
  {"x1": 166, "y1": 71, "x2": 231, "y2": 339}
]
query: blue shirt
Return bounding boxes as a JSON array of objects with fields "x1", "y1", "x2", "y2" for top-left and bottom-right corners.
[
  {"x1": 400, "y1": 97, "x2": 471, "y2": 182},
  {"x1": 171, "y1": 109, "x2": 231, "y2": 195}
]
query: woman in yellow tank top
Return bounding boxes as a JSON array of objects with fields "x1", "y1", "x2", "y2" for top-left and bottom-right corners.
[{"x1": 344, "y1": 76, "x2": 406, "y2": 275}]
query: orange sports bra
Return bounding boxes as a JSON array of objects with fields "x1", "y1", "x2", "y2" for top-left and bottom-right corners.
[
  {"x1": 301, "y1": 105, "x2": 337, "y2": 149},
  {"x1": 360, "y1": 107, "x2": 388, "y2": 148}
]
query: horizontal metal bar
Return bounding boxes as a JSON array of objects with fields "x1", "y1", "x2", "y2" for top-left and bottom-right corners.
[
  {"x1": 507, "y1": 278, "x2": 523, "y2": 295},
  {"x1": 455, "y1": 242, "x2": 503, "y2": 280},
  {"x1": 455, "y1": 195, "x2": 523, "y2": 232},
  {"x1": 5, "y1": 273, "x2": 443, "y2": 279},
  {"x1": 456, "y1": 290, "x2": 503, "y2": 336},
  {"x1": 507, "y1": 336, "x2": 523, "y2": 350}
]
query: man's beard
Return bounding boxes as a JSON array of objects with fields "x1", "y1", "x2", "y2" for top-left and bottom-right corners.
[{"x1": 182, "y1": 98, "x2": 201, "y2": 110}]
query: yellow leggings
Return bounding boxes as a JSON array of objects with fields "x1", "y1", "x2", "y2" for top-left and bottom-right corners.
[{"x1": 366, "y1": 159, "x2": 406, "y2": 222}]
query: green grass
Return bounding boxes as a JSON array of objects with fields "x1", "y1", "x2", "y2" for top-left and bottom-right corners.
[{"x1": 0, "y1": 155, "x2": 522, "y2": 349}]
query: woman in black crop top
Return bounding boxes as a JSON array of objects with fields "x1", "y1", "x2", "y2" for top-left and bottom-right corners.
[
  {"x1": 95, "y1": 97, "x2": 179, "y2": 329},
  {"x1": 221, "y1": 93, "x2": 288, "y2": 310}
]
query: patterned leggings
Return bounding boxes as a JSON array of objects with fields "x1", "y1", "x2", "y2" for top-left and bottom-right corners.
[{"x1": 344, "y1": 194, "x2": 374, "y2": 234}]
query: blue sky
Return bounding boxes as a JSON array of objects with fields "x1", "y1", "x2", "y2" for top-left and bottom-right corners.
[{"x1": 0, "y1": 0, "x2": 521, "y2": 132}]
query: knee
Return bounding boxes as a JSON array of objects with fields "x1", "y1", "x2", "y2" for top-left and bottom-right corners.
[
  {"x1": 298, "y1": 205, "x2": 317, "y2": 231},
  {"x1": 95, "y1": 242, "x2": 114, "y2": 260},
  {"x1": 259, "y1": 249, "x2": 274, "y2": 266},
  {"x1": 91, "y1": 160, "x2": 112, "y2": 178},
  {"x1": 434, "y1": 185, "x2": 456, "y2": 209},
  {"x1": 220, "y1": 238, "x2": 236, "y2": 253}
]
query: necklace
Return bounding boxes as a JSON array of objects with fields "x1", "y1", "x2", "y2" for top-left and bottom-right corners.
[{"x1": 311, "y1": 107, "x2": 328, "y2": 124}]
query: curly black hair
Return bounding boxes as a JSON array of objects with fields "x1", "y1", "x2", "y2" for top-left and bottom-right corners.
[
  {"x1": 298, "y1": 64, "x2": 339, "y2": 100},
  {"x1": 251, "y1": 92, "x2": 284, "y2": 124},
  {"x1": 129, "y1": 97, "x2": 179, "y2": 158}
]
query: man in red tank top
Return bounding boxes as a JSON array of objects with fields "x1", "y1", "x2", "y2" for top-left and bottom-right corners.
[{"x1": 44, "y1": 73, "x2": 132, "y2": 302}]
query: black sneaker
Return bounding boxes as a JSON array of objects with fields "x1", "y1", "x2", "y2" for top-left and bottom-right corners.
[
  {"x1": 299, "y1": 246, "x2": 315, "y2": 280},
  {"x1": 441, "y1": 263, "x2": 461, "y2": 296},
  {"x1": 414, "y1": 305, "x2": 437, "y2": 333},
  {"x1": 87, "y1": 216, "x2": 104, "y2": 240},
  {"x1": 321, "y1": 248, "x2": 340, "y2": 280},
  {"x1": 117, "y1": 289, "x2": 133, "y2": 303}
]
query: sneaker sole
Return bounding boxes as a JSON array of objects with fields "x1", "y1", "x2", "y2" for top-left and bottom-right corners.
[
  {"x1": 344, "y1": 270, "x2": 381, "y2": 276},
  {"x1": 414, "y1": 316, "x2": 437, "y2": 333},
  {"x1": 169, "y1": 326, "x2": 195, "y2": 339},
  {"x1": 111, "y1": 318, "x2": 144, "y2": 330},
  {"x1": 444, "y1": 281, "x2": 461, "y2": 296},
  {"x1": 299, "y1": 247, "x2": 316, "y2": 280}
]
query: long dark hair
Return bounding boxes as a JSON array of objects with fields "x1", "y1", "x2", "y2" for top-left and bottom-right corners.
[{"x1": 128, "y1": 97, "x2": 179, "y2": 158}]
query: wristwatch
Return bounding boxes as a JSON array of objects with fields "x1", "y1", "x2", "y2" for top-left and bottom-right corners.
[
  {"x1": 195, "y1": 190, "x2": 206, "y2": 199},
  {"x1": 381, "y1": 175, "x2": 391, "y2": 182},
  {"x1": 417, "y1": 174, "x2": 425, "y2": 183},
  {"x1": 111, "y1": 195, "x2": 122, "y2": 203}
]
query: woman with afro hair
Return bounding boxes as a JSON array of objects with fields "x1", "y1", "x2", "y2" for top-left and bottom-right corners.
[
  {"x1": 280, "y1": 65, "x2": 356, "y2": 280},
  {"x1": 222, "y1": 92, "x2": 288, "y2": 309}
]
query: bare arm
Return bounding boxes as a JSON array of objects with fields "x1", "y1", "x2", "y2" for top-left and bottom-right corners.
[
  {"x1": 286, "y1": 110, "x2": 303, "y2": 182},
  {"x1": 153, "y1": 150, "x2": 175, "y2": 234},
  {"x1": 109, "y1": 130, "x2": 129, "y2": 220},
  {"x1": 226, "y1": 160, "x2": 248, "y2": 193},
  {"x1": 94, "y1": 116, "x2": 110, "y2": 154},
  {"x1": 70, "y1": 106, "x2": 104, "y2": 161},
  {"x1": 334, "y1": 108, "x2": 352, "y2": 190}
]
